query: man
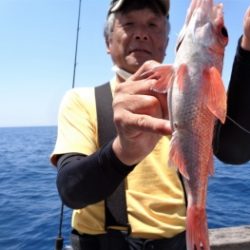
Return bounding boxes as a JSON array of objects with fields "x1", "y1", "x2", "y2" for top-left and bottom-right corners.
[{"x1": 51, "y1": 1, "x2": 250, "y2": 249}]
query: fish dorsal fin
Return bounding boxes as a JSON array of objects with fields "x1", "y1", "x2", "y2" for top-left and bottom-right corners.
[
  {"x1": 203, "y1": 66, "x2": 227, "y2": 123},
  {"x1": 149, "y1": 65, "x2": 175, "y2": 93}
]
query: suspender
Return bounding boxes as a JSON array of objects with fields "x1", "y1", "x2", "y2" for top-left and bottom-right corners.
[
  {"x1": 95, "y1": 83, "x2": 116, "y2": 146},
  {"x1": 95, "y1": 82, "x2": 186, "y2": 233},
  {"x1": 95, "y1": 82, "x2": 131, "y2": 233}
]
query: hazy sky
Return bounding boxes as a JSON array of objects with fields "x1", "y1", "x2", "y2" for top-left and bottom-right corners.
[{"x1": 0, "y1": 0, "x2": 249, "y2": 127}]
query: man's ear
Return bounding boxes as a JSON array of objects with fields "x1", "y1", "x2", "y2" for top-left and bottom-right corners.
[{"x1": 105, "y1": 37, "x2": 111, "y2": 54}]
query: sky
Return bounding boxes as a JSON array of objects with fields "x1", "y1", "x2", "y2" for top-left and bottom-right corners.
[{"x1": 0, "y1": 0, "x2": 249, "y2": 127}]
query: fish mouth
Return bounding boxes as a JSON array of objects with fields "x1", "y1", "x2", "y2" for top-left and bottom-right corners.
[{"x1": 176, "y1": 38, "x2": 184, "y2": 52}]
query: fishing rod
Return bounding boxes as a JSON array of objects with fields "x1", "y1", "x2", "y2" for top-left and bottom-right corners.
[
  {"x1": 55, "y1": 1, "x2": 82, "y2": 250},
  {"x1": 72, "y1": 0, "x2": 82, "y2": 89},
  {"x1": 55, "y1": 203, "x2": 64, "y2": 250}
]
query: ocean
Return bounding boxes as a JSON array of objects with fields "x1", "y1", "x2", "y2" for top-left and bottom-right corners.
[{"x1": 0, "y1": 126, "x2": 249, "y2": 250}]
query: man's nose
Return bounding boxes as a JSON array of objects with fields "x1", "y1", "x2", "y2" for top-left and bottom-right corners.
[{"x1": 134, "y1": 28, "x2": 149, "y2": 41}]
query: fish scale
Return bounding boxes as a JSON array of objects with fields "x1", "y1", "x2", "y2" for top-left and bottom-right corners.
[{"x1": 149, "y1": 0, "x2": 229, "y2": 249}]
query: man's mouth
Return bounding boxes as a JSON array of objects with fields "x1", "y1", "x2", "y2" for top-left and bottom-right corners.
[{"x1": 129, "y1": 48, "x2": 151, "y2": 55}]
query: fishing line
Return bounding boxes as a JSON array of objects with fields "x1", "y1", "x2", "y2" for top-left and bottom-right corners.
[{"x1": 226, "y1": 115, "x2": 250, "y2": 134}]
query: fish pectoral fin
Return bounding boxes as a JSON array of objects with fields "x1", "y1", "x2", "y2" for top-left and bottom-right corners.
[
  {"x1": 203, "y1": 66, "x2": 227, "y2": 123},
  {"x1": 176, "y1": 64, "x2": 188, "y2": 91},
  {"x1": 168, "y1": 133, "x2": 190, "y2": 180},
  {"x1": 149, "y1": 64, "x2": 175, "y2": 93}
]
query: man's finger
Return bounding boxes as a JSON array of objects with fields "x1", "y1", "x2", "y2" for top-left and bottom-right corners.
[{"x1": 126, "y1": 113, "x2": 172, "y2": 135}]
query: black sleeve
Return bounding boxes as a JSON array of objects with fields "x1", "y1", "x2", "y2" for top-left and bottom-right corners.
[
  {"x1": 56, "y1": 140, "x2": 135, "y2": 209},
  {"x1": 214, "y1": 36, "x2": 250, "y2": 164}
]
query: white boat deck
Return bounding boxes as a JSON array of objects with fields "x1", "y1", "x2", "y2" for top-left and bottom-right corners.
[
  {"x1": 62, "y1": 225, "x2": 250, "y2": 250},
  {"x1": 210, "y1": 225, "x2": 250, "y2": 250}
]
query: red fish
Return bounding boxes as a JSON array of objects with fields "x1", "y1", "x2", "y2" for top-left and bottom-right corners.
[{"x1": 148, "y1": 0, "x2": 228, "y2": 249}]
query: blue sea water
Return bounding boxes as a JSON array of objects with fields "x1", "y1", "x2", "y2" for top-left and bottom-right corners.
[{"x1": 0, "y1": 126, "x2": 249, "y2": 250}]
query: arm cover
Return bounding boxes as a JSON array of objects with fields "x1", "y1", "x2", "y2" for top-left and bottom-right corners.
[
  {"x1": 214, "y1": 37, "x2": 250, "y2": 164},
  {"x1": 56, "y1": 140, "x2": 135, "y2": 209}
]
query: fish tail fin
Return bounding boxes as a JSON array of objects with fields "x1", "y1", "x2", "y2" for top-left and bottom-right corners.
[
  {"x1": 186, "y1": 206, "x2": 210, "y2": 250},
  {"x1": 168, "y1": 132, "x2": 190, "y2": 180}
]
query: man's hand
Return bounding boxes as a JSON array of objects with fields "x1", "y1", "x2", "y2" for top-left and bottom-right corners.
[
  {"x1": 112, "y1": 60, "x2": 171, "y2": 166},
  {"x1": 241, "y1": 7, "x2": 250, "y2": 50}
]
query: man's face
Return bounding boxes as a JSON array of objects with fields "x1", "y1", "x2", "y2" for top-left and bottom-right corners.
[{"x1": 106, "y1": 8, "x2": 168, "y2": 74}]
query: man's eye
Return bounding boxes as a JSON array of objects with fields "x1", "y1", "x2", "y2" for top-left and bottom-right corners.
[
  {"x1": 149, "y1": 23, "x2": 157, "y2": 27},
  {"x1": 124, "y1": 22, "x2": 133, "y2": 27}
]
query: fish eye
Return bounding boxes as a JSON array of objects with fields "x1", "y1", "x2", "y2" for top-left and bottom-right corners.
[{"x1": 221, "y1": 26, "x2": 228, "y2": 38}]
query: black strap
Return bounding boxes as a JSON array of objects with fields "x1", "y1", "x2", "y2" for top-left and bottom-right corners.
[
  {"x1": 95, "y1": 83, "x2": 116, "y2": 146},
  {"x1": 95, "y1": 82, "x2": 131, "y2": 233}
]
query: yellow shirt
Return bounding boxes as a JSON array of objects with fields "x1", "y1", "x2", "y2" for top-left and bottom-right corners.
[{"x1": 51, "y1": 80, "x2": 186, "y2": 239}]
